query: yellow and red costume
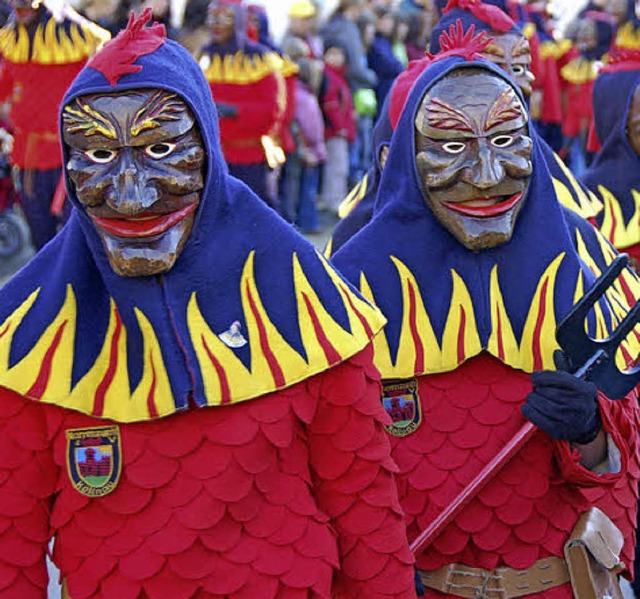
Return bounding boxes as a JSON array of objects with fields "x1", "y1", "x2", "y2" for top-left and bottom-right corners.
[{"x1": 0, "y1": 14, "x2": 416, "y2": 598}]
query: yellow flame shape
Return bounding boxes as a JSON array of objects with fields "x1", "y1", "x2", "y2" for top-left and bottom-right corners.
[
  {"x1": 189, "y1": 251, "x2": 384, "y2": 406},
  {"x1": 360, "y1": 257, "x2": 481, "y2": 379},
  {"x1": 597, "y1": 186, "x2": 640, "y2": 250},
  {"x1": 551, "y1": 153, "x2": 602, "y2": 219},
  {"x1": 203, "y1": 50, "x2": 284, "y2": 85},
  {"x1": 0, "y1": 16, "x2": 107, "y2": 65}
]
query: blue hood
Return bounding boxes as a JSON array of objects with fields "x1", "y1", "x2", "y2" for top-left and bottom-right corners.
[
  {"x1": 583, "y1": 65, "x2": 640, "y2": 247},
  {"x1": 333, "y1": 56, "x2": 635, "y2": 378},
  {"x1": 0, "y1": 17, "x2": 384, "y2": 421}
]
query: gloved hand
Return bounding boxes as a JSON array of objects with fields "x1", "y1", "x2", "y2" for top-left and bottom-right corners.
[
  {"x1": 522, "y1": 370, "x2": 602, "y2": 444},
  {"x1": 216, "y1": 103, "x2": 238, "y2": 118},
  {"x1": 414, "y1": 567, "x2": 425, "y2": 596}
]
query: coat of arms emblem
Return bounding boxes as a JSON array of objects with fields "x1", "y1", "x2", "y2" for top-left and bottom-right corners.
[
  {"x1": 381, "y1": 379, "x2": 422, "y2": 437},
  {"x1": 66, "y1": 426, "x2": 122, "y2": 497}
]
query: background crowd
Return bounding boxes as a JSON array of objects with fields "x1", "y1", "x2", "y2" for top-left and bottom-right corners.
[{"x1": 0, "y1": 0, "x2": 638, "y2": 261}]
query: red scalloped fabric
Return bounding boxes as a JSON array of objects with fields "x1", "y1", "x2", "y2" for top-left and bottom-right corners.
[
  {"x1": 582, "y1": 388, "x2": 640, "y2": 575},
  {"x1": 393, "y1": 353, "x2": 636, "y2": 594},
  {"x1": 0, "y1": 347, "x2": 415, "y2": 598}
]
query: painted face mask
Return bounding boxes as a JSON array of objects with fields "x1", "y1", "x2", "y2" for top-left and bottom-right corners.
[
  {"x1": 207, "y1": 4, "x2": 235, "y2": 45},
  {"x1": 63, "y1": 88, "x2": 206, "y2": 277},
  {"x1": 415, "y1": 68, "x2": 532, "y2": 250},
  {"x1": 481, "y1": 33, "x2": 534, "y2": 97}
]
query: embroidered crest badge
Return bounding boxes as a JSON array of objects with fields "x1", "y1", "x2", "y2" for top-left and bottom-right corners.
[
  {"x1": 382, "y1": 379, "x2": 422, "y2": 437},
  {"x1": 219, "y1": 320, "x2": 248, "y2": 348},
  {"x1": 66, "y1": 426, "x2": 122, "y2": 497}
]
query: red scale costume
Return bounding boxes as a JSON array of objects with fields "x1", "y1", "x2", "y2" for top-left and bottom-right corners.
[
  {"x1": 332, "y1": 37, "x2": 640, "y2": 598},
  {"x1": 0, "y1": 12, "x2": 416, "y2": 599},
  {"x1": 0, "y1": 347, "x2": 415, "y2": 599}
]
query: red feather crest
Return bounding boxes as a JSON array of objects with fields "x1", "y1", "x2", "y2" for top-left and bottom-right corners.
[
  {"x1": 436, "y1": 21, "x2": 494, "y2": 62},
  {"x1": 388, "y1": 22, "x2": 493, "y2": 129},
  {"x1": 443, "y1": 0, "x2": 514, "y2": 33},
  {"x1": 88, "y1": 8, "x2": 166, "y2": 87},
  {"x1": 600, "y1": 46, "x2": 640, "y2": 74}
]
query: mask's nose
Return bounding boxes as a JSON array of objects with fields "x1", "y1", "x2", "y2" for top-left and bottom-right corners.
[{"x1": 106, "y1": 151, "x2": 159, "y2": 215}]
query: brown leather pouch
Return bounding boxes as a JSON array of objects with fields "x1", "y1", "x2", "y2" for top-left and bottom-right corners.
[{"x1": 564, "y1": 507, "x2": 625, "y2": 599}]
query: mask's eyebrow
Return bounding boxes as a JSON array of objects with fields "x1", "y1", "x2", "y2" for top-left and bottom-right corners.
[
  {"x1": 130, "y1": 91, "x2": 186, "y2": 137},
  {"x1": 482, "y1": 42, "x2": 505, "y2": 58},
  {"x1": 424, "y1": 97, "x2": 475, "y2": 134},
  {"x1": 484, "y1": 88, "x2": 523, "y2": 131},
  {"x1": 63, "y1": 99, "x2": 117, "y2": 140},
  {"x1": 513, "y1": 38, "x2": 530, "y2": 57}
]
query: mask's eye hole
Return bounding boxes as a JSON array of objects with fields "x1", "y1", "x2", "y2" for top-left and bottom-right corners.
[
  {"x1": 145, "y1": 142, "x2": 177, "y2": 159},
  {"x1": 512, "y1": 65, "x2": 526, "y2": 76},
  {"x1": 491, "y1": 135, "x2": 514, "y2": 148},
  {"x1": 84, "y1": 148, "x2": 117, "y2": 164},
  {"x1": 442, "y1": 141, "x2": 466, "y2": 154}
]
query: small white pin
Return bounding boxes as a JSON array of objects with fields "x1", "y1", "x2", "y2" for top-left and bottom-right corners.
[{"x1": 219, "y1": 320, "x2": 247, "y2": 348}]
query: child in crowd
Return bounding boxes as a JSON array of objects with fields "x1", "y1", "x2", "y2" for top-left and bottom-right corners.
[
  {"x1": 291, "y1": 57, "x2": 326, "y2": 233},
  {"x1": 321, "y1": 42, "x2": 357, "y2": 215}
]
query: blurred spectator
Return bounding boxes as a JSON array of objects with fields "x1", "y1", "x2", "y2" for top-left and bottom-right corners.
[
  {"x1": 559, "y1": 12, "x2": 614, "y2": 175},
  {"x1": 290, "y1": 56, "x2": 326, "y2": 233},
  {"x1": 368, "y1": 7, "x2": 404, "y2": 113},
  {"x1": 246, "y1": 3, "x2": 278, "y2": 51},
  {"x1": 139, "y1": 0, "x2": 178, "y2": 38},
  {"x1": 81, "y1": 0, "x2": 121, "y2": 36},
  {"x1": 392, "y1": 11, "x2": 409, "y2": 66},
  {"x1": 320, "y1": 0, "x2": 377, "y2": 91},
  {"x1": 404, "y1": 10, "x2": 431, "y2": 61},
  {"x1": 0, "y1": 0, "x2": 109, "y2": 250},
  {"x1": 321, "y1": 42, "x2": 356, "y2": 215},
  {"x1": 199, "y1": 0, "x2": 286, "y2": 208},
  {"x1": 350, "y1": 8, "x2": 377, "y2": 185},
  {"x1": 282, "y1": 0, "x2": 323, "y2": 58}
]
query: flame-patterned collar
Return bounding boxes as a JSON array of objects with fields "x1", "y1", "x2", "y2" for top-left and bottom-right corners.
[
  {"x1": 0, "y1": 30, "x2": 384, "y2": 423},
  {"x1": 0, "y1": 12, "x2": 109, "y2": 65},
  {"x1": 332, "y1": 57, "x2": 640, "y2": 380},
  {"x1": 0, "y1": 215, "x2": 383, "y2": 422}
]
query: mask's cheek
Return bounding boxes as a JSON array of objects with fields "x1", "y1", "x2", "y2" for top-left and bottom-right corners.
[
  {"x1": 144, "y1": 146, "x2": 206, "y2": 195},
  {"x1": 500, "y1": 138, "x2": 533, "y2": 179},
  {"x1": 66, "y1": 153, "x2": 114, "y2": 207},
  {"x1": 416, "y1": 148, "x2": 467, "y2": 190}
]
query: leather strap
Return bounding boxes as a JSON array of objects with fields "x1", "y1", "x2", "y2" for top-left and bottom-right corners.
[{"x1": 420, "y1": 556, "x2": 571, "y2": 599}]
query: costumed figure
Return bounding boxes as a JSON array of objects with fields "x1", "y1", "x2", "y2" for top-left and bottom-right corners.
[
  {"x1": 327, "y1": 0, "x2": 602, "y2": 257},
  {"x1": 198, "y1": 0, "x2": 285, "y2": 207},
  {"x1": 559, "y1": 11, "x2": 614, "y2": 175},
  {"x1": 609, "y1": 0, "x2": 640, "y2": 49},
  {"x1": 523, "y1": 2, "x2": 567, "y2": 153},
  {"x1": 331, "y1": 29, "x2": 640, "y2": 598},
  {"x1": 0, "y1": 0, "x2": 109, "y2": 249},
  {"x1": 0, "y1": 11, "x2": 418, "y2": 598},
  {"x1": 582, "y1": 47, "x2": 640, "y2": 273},
  {"x1": 245, "y1": 3, "x2": 299, "y2": 224}
]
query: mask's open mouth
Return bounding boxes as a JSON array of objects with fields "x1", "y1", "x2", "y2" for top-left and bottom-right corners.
[
  {"x1": 443, "y1": 192, "x2": 523, "y2": 218},
  {"x1": 91, "y1": 203, "x2": 197, "y2": 238}
]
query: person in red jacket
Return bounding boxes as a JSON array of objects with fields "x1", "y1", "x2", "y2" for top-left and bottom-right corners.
[
  {"x1": 321, "y1": 42, "x2": 357, "y2": 215},
  {"x1": 0, "y1": 0, "x2": 109, "y2": 250},
  {"x1": 0, "y1": 10, "x2": 417, "y2": 598},
  {"x1": 332, "y1": 30, "x2": 640, "y2": 597},
  {"x1": 198, "y1": 0, "x2": 285, "y2": 208}
]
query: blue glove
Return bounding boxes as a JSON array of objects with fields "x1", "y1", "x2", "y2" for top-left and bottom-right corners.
[
  {"x1": 522, "y1": 370, "x2": 602, "y2": 444},
  {"x1": 216, "y1": 103, "x2": 238, "y2": 118},
  {"x1": 414, "y1": 568, "x2": 425, "y2": 596}
]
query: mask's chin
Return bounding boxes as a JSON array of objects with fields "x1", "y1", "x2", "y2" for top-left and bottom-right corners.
[{"x1": 99, "y1": 217, "x2": 193, "y2": 278}]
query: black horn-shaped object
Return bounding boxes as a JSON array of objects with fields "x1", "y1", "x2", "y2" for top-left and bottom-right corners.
[{"x1": 557, "y1": 254, "x2": 640, "y2": 399}]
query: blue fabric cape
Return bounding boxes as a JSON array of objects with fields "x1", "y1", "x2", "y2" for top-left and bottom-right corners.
[
  {"x1": 0, "y1": 28, "x2": 383, "y2": 421},
  {"x1": 332, "y1": 57, "x2": 638, "y2": 379},
  {"x1": 582, "y1": 66, "x2": 640, "y2": 249}
]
